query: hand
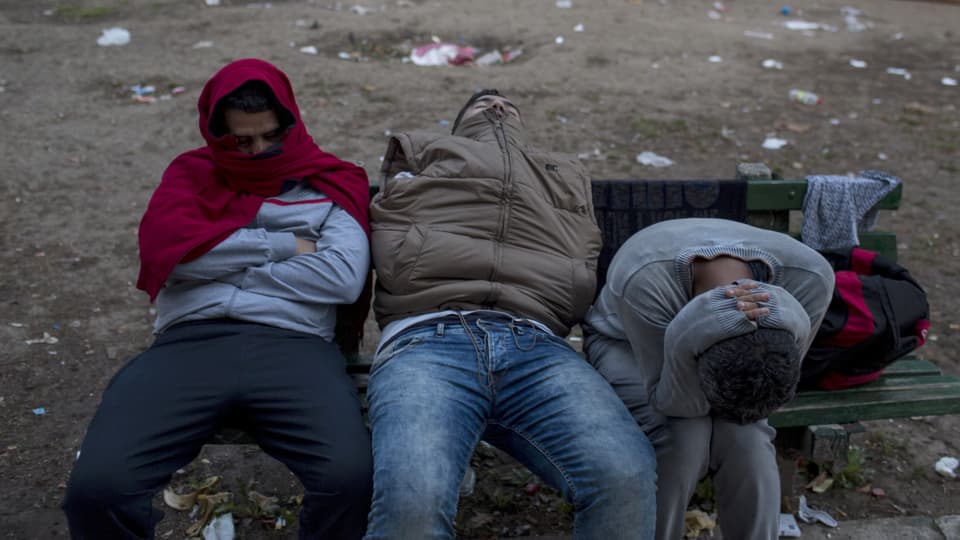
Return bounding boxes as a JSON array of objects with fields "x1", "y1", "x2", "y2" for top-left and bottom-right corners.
[
  {"x1": 725, "y1": 281, "x2": 770, "y2": 320},
  {"x1": 295, "y1": 237, "x2": 317, "y2": 255}
]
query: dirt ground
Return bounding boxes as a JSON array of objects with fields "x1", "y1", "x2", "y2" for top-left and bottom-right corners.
[{"x1": 1, "y1": 0, "x2": 959, "y2": 538}]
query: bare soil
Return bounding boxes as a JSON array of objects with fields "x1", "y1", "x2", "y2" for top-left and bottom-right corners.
[{"x1": 1, "y1": 0, "x2": 958, "y2": 538}]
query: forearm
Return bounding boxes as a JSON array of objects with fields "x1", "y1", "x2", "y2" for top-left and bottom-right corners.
[
  {"x1": 238, "y1": 208, "x2": 370, "y2": 304},
  {"x1": 168, "y1": 228, "x2": 297, "y2": 280}
]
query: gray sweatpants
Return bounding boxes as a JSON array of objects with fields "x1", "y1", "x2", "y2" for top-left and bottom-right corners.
[{"x1": 585, "y1": 333, "x2": 780, "y2": 540}]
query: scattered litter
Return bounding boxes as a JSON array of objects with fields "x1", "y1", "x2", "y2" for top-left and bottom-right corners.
[
  {"x1": 350, "y1": 5, "x2": 373, "y2": 15},
  {"x1": 556, "y1": 0, "x2": 572, "y2": 7},
  {"x1": 708, "y1": 55, "x2": 723, "y2": 63},
  {"x1": 338, "y1": 51, "x2": 351, "y2": 60},
  {"x1": 577, "y1": 148, "x2": 605, "y2": 160},
  {"x1": 192, "y1": 41, "x2": 214, "y2": 49},
  {"x1": 409, "y1": 43, "x2": 474, "y2": 66},
  {"x1": 744, "y1": 30, "x2": 774, "y2": 39},
  {"x1": 713, "y1": 1, "x2": 727, "y2": 12},
  {"x1": 299, "y1": 46, "x2": 318, "y2": 55},
  {"x1": 475, "y1": 49, "x2": 523, "y2": 65},
  {"x1": 849, "y1": 59, "x2": 867, "y2": 68},
  {"x1": 806, "y1": 470, "x2": 834, "y2": 493},
  {"x1": 205, "y1": 0, "x2": 220, "y2": 5},
  {"x1": 438, "y1": 119, "x2": 450, "y2": 127},
  {"x1": 761, "y1": 59, "x2": 783, "y2": 70},
  {"x1": 779, "y1": 513, "x2": 801, "y2": 537},
  {"x1": 762, "y1": 137, "x2": 789, "y2": 150},
  {"x1": 780, "y1": 6, "x2": 791, "y2": 16},
  {"x1": 842, "y1": 7, "x2": 867, "y2": 32},
  {"x1": 636, "y1": 151, "x2": 675, "y2": 168},
  {"x1": 171, "y1": 86, "x2": 186, "y2": 95},
  {"x1": 248, "y1": 491, "x2": 281, "y2": 515},
  {"x1": 877, "y1": 152, "x2": 887, "y2": 161},
  {"x1": 871, "y1": 486, "x2": 886, "y2": 497},
  {"x1": 935, "y1": 456, "x2": 958, "y2": 478},
  {"x1": 459, "y1": 466, "x2": 476, "y2": 496},
  {"x1": 708, "y1": 10, "x2": 722, "y2": 20},
  {"x1": 32, "y1": 408, "x2": 46, "y2": 415},
  {"x1": 9, "y1": 322, "x2": 24, "y2": 327},
  {"x1": 96, "y1": 27, "x2": 130, "y2": 47},
  {"x1": 943, "y1": 77, "x2": 958, "y2": 87},
  {"x1": 129, "y1": 84, "x2": 155, "y2": 96},
  {"x1": 573, "y1": 23, "x2": 584, "y2": 32},
  {"x1": 886, "y1": 67, "x2": 911, "y2": 80},
  {"x1": 25, "y1": 332, "x2": 59, "y2": 345},
  {"x1": 777, "y1": 121, "x2": 811, "y2": 133},
  {"x1": 789, "y1": 88, "x2": 821, "y2": 105},
  {"x1": 202, "y1": 513, "x2": 234, "y2": 540},
  {"x1": 555, "y1": 36, "x2": 565, "y2": 45},
  {"x1": 684, "y1": 510, "x2": 716, "y2": 538},
  {"x1": 274, "y1": 516, "x2": 287, "y2": 530},
  {"x1": 798, "y1": 495, "x2": 838, "y2": 527},
  {"x1": 892, "y1": 32, "x2": 904, "y2": 40},
  {"x1": 783, "y1": 20, "x2": 822, "y2": 31}
]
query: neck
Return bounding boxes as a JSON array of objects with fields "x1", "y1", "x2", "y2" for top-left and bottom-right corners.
[{"x1": 691, "y1": 256, "x2": 753, "y2": 295}]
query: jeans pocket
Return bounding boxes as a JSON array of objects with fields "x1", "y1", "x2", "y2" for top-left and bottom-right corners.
[{"x1": 371, "y1": 334, "x2": 424, "y2": 374}]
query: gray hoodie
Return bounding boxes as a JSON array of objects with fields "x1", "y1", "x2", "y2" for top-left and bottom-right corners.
[
  {"x1": 584, "y1": 218, "x2": 834, "y2": 417},
  {"x1": 154, "y1": 181, "x2": 369, "y2": 340}
]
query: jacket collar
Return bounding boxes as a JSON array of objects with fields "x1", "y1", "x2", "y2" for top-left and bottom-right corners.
[{"x1": 453, "y1": 110, "x2": 526, "y2": 147}]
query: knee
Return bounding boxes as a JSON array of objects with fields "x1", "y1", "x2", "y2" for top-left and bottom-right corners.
[
  {"x1": 303, "y1": 449, "x2": 373, "y2": 503},
  {"x1": 63, "y1": 455, "x2": 129, "y2": 513},
  {"x1": 370, "y1": 461, "x2": 458, "y2": 521},
  {"x1": 591, "y1": 444, "x2": 659, "y2": 502},
  {"x1": 716, "y1": 421, "x2": 776, "y2": 459}
]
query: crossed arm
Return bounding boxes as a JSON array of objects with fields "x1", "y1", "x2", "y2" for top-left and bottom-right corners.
[{"x1": 167, "y1": 206, "x2": 369, "y2": 305}]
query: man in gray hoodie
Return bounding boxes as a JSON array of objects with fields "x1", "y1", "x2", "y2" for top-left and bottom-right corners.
[{"x1": 584, "y1": 217, "x2": 835, "y2": 540}]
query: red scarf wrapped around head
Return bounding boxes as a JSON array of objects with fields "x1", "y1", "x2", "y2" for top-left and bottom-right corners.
[{"x1": 136, "y1": 58, "x2": 370, "y2": 301}]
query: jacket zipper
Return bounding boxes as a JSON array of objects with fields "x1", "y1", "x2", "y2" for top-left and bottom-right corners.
[{"x1": 488, "y1": 111, "x2": 512, "y2": 305}]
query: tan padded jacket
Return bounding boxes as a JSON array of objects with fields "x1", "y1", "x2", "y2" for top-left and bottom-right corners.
[{"x1": 370, "y1": 111, "x2": 601, "y2": 336}]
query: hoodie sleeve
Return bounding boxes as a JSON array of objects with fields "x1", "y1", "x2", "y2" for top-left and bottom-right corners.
[
  {"x1": 167, "y1": 228, "x2": 297, "y2": 281},
  {"x1": 237, "y1": 206, "x2": 370, "y2": 304}
]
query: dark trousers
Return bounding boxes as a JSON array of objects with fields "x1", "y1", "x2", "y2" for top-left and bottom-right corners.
[{"x1": 62, "y1": 319, "x2": 372, "y2": 539}]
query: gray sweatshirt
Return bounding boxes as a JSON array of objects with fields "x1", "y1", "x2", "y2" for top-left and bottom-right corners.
[
  {"x1": 154, "y1": 182, "x2": 370, "y2": 340},
  {"x1": 584, "y1": 218, "x2": 834, "y2": 417}
]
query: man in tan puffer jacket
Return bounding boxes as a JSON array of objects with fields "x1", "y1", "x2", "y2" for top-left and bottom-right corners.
[{"x1": 363, "y1": 90, "x2": 657, "y2": 540}]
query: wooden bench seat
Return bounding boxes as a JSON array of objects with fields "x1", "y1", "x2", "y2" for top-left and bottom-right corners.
[
  {"x1": 211, "y1": 164, "x2": 960, "y2": 456},
  {"x1": 770, "y1": 357, "x2": 960, "y2": 428}
]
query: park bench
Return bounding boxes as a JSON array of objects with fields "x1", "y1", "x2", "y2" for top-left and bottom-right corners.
[{"x1": 213, "y1": 163, "x2": 960, "y2": 473}]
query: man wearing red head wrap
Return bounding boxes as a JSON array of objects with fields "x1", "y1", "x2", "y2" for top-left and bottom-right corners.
[{"x1": 63, "y1": 59, "x2": 373, "y2": 539}]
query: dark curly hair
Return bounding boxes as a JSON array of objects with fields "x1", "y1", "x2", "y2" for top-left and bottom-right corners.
[{"x1": 698, "y1": 328, "x2": 801, "y2": 424}]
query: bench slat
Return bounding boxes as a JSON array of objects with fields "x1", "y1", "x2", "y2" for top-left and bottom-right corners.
[
  {"x1": 880, "y1": 356, "x2": 942, "y2": 376},
  {"x1": 770, "y1": 375, "x2": 960, "y2": 427},
  {"x1": 746, "y1": 180, "x2": 902, "y2": 211}
]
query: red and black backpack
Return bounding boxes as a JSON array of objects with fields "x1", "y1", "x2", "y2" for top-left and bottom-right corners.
[{"x1": 800, "y1": 247, "x2": 930, "y2": 390}]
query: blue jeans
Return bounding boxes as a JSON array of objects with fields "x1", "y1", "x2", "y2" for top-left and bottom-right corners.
[{"x1": 364, "y1": 314, "x2": 656, "y2": 539}]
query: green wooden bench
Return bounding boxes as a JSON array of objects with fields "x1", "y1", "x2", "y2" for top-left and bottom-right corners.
[
  {"x1": 735, "y1": 163, "x2": 960, "y2": 433},
  {"x1": 214, "y1": 163, "x2": 960, "y2": 464}
]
